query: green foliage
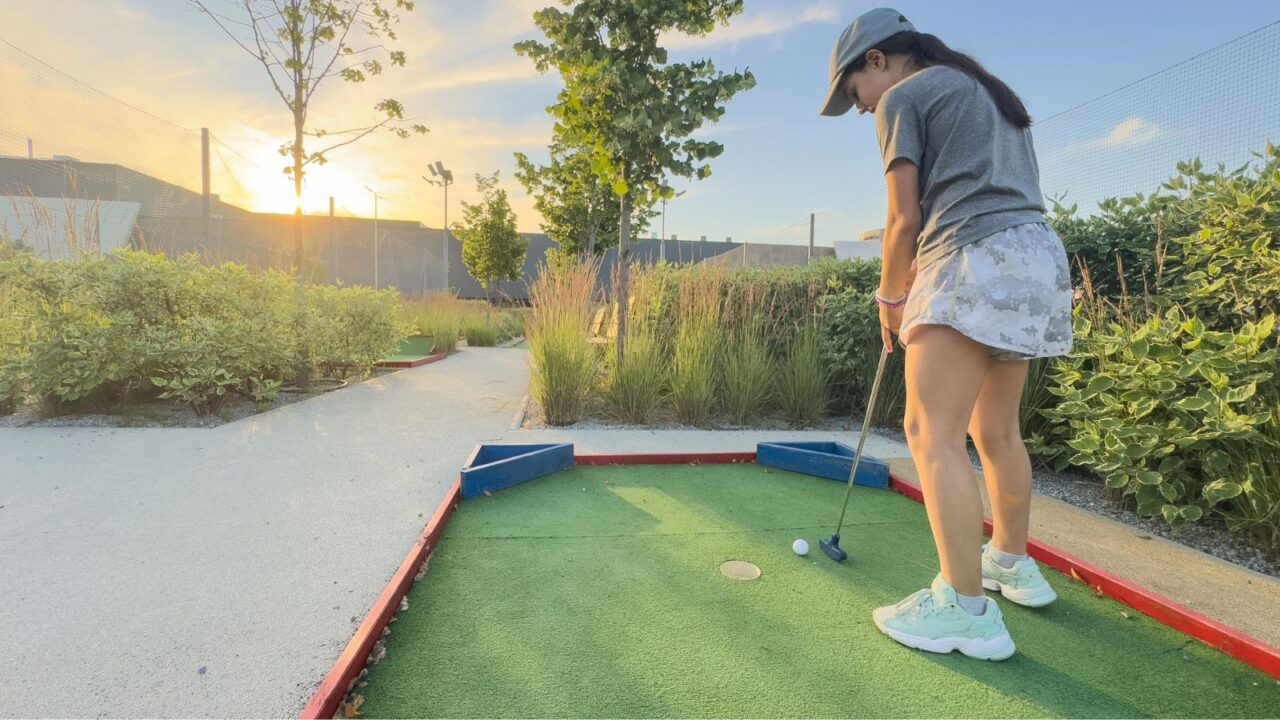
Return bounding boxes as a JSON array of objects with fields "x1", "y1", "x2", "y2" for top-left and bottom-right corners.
[
  {"x1": 720, "y1": 319, "x2": 774, "y2": 426},
  {"x1": 463, "y1": 322, "x2": 499, "y2": 347},
  {"x1": 515, "y1": 0, "x2": 756, "y2": 207},
  {"x1": 403, "y1": 293, "x2": 523, "y2": 351},
  {"x1": 515, "y1": 0, "x2": 756, "y2": 360},
  {"x1": 607, "y1": 331, "x2": 667, "y2": 424},
  {"x1": 457, "y1": 172, "x2": 528, "y2": 293},
  {"x1": 194, "y1": 0, "x2": 427, "y2": 184},
  {"x1": 1047, "y1": 193, "x2": 1172, "y2": 299},
  {"x1": 819, "y1": 286, "x2": 906, "y2": 424},
  {"x1": 776, "y1": 326, "x2": 828, "y2": 427},
  {"x1": 1029, "y1": 308, "x2": 1278, "y2": 529},
  {"x1": 669, "y1": 274, "x2": 722, "y2": 426},
  {"x1": 304, "y1": 284, "x2": 408, "y2": 379},
  {"x1": 0, "y1": 249, "x2": 406, "y2": 417},
  {"x1": 1158, "y1": 145, "x2": 1280, "y2": 329},
  {"x1": 1019, "y1": 356, "x2": 1060, "y2": 444},
  {"x1": 516, "y1": 142, "x2": 626, "y2": 256},
  {"x1": 527, "y1": 259, "x2": 600, "y2": 426}
]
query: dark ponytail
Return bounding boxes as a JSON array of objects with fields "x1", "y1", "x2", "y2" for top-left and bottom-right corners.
[{"x1": 850, "y1": 31, "x2": 1031, "y2": 128}]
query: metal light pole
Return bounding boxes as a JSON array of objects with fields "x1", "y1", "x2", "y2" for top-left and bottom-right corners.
[
  {"x1": 424, "y1": 161, "x2": 454, "y2": 292},
  {"x1": 659, "y1": 190, "x2": 685, "y2": 263},
  {"x1": 363, "y1": 185, "x2": 380, "y2": 289}
]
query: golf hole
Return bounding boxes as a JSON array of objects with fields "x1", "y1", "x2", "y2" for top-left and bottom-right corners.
[{"x1": 719, "y1": 560, "x2": 761, "y2": 581}]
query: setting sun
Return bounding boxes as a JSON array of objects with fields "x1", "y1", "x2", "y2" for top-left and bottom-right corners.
[{"x1": 211, "y1": 126, "x2": 391, "y2": 217}]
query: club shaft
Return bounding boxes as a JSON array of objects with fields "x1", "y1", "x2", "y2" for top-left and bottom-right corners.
[{"x1": 831, "y1": 346, "x2": 891, "y2": 535}]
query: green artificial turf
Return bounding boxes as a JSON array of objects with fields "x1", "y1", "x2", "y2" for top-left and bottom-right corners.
[
  {"x1": 381, "y1": 336, "x2": 437, "y2": 364},
  {"x1": 358, "y1": 464, "x2": 1280, "y2": 718}
]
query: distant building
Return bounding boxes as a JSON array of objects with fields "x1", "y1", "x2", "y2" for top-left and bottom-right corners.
[
  {"x1": 1, "y1": 156, "x2": 885, "y2": 302},
  {"x1": 834, "y1": 227, "x2": 884, "y2": 261}
]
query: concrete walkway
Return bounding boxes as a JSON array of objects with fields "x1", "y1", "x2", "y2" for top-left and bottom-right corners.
[{"x1": 0, "y1": 348, "x2": 528, "y2": 717}]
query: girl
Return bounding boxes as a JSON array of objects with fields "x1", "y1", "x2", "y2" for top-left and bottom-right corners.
[{"x1": 819, "y1": 8, "x2": 1074, "y2": 660}]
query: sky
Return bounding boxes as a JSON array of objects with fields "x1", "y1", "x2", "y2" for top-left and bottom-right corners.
[{"x1": 1, "y1": 0, "x2": 1278, "y2": 247}]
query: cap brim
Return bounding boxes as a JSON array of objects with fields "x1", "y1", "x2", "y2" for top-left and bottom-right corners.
[{"x1": 819, "y1": 77, "x2": 854, "y2": 117}]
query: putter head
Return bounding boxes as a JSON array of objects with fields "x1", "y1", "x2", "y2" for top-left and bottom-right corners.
[{"x1": 820, "y1": 534, "x2": 848, "y2": 562}]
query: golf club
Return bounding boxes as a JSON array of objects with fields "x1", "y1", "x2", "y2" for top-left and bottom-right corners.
[{"x1": 820, "y1": 344, "x2": 891, "y2": 562}]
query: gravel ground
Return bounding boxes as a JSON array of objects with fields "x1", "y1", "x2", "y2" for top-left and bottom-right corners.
[
  {"x1": 0, "y1": 368, "x2": 398, "y2": 429},
  {"x1": 526, "y1": 404, "x2": 1279, "y2": 580}
]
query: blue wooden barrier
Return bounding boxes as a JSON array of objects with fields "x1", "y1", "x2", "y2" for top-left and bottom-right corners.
[
  {"x1": 756, "y1": 441, "x2": 890, "y2": 489},
  {"x1": 460, "y1": 443, "x2": 575, "y2": 499}
]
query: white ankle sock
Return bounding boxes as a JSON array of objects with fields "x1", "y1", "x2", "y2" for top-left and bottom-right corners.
[
  {"x1": 956, "y1": 591, "x2": 988, "y2": 616},
  {"x1": 990, "y1": 546, "x2": 1028, "y2": 569}
]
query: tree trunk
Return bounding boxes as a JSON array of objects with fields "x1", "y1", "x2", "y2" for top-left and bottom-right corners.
[
  {"x1": 586, "y1": 224, "x2": 597, "y2": 258},
  {"x1": 616, "y1": 182, "x2": 631, "y2": 364},
  {"x1": 291, "y1": 52, "x2": 312, "y2": 387}
]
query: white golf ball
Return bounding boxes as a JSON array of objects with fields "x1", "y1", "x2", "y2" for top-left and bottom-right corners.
[{"x1": 792, "y1": 538, "x2": 809, "y2": 556}]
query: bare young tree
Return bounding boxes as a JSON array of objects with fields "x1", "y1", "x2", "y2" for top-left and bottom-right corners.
[{"x1": 193, "y1": 0, "x2": 427, "y2": 276}]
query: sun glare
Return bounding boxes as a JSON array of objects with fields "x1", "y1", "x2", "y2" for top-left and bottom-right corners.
[{"x1": 212, "y1": 128, "x2": 383, "y2": 217}]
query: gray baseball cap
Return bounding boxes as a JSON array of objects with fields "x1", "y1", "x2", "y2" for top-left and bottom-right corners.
[{"x1": 819, "y1": 7, "x2": 915, "y2": 116}]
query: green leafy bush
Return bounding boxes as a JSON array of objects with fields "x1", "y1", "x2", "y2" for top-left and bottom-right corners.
[
  {"x1": 1030, "y1": 308, "x2": 1277, "y2": 529},
  {"x1": 1158, "y1": 145, "x2": 1280, "y2": 330},
  {"x1": 304, "y1": 283, "x2": 407, "y2": 379},
  {"x1": 0, "y1": 248, "x2": 407, "y2": 417},
  {"x1": 819, "y1": 287, "x2": 906, "y2": 425}
]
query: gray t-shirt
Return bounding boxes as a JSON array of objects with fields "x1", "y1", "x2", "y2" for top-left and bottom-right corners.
[{"x1": 875, "y1": 65, "x2": 1046, "y2": 270}]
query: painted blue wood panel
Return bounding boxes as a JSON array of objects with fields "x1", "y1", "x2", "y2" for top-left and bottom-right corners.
[
  {"x1": 756, "y1": 441, "x2": 890, "y2": 488},
  {"x1": 460, "y1": 443, "x2": 575, "y2": 499}
]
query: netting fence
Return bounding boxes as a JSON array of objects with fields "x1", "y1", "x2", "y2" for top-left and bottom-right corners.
[{"x1": 0, "y1": 37, "x2": 447, "y2": 296}]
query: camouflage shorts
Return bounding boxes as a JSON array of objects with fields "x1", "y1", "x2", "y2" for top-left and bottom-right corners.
[{"x1": 899, "y1": 222, "x2": 1074, "y2": 361}]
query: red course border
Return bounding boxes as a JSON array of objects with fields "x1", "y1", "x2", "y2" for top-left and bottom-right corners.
[
  {"x1": 301, "y1": 452, "x2": 1280, "y2": 718},
  {"x1": 300, "y1": 480, "x2": 461, "y2": 719}
]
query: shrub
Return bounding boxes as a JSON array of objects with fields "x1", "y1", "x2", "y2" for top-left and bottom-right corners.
[
  {"x1": 819, "y1": 286, "x2": 906, "y2": 425},
  {"x1": 304, "y1": 283, "x2": 408, "y2": 380},
  {"x1": 721, "y1": 322, "x2": 773, "y2": 426},
  {"x1": 1159, "y1": 145, "x2": 1280, "y2": 330},
  {"x1": 607, "y1": 331, "x2": 666, "y2": 423},
  {"x1": 776, "y1": 325, "x2": 828, "y2": 427},
  {"x1": 408, "y1": 293, "x2": 463, "y2": 354},
  {"x1": 0, "y1": 247, "x2": 405, "y2": 417},
  {"x1": 669, "y1": 272, "x2": 722, "y2": 426},
  {"x1": 527, "y1": 259, "x2": 598, "y2": 425},
  {"x1": 606, "y1": 266, "x2": 667, "y2": 424},
  {"x1": 1029, "y1": 306, "x2": 1277, "y2": 529}
]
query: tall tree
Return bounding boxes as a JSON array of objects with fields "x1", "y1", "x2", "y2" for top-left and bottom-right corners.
[
  {"x1": 456, "y1": 172, "x2": 527, "y2": 299},
  {"x1": 193, "y1": 0, "x2": 428, "y2": 277},
  {"x1": 515, "y1": 0, "x2": 755, "y2": 361},
  {"x1": 514, "y1": 141, "x2": 655, "y2": 257}
]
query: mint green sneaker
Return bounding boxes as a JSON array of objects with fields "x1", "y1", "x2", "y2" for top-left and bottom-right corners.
[
  {"x1": 981, "y1": 542, "x2": 1058, "y2": 607},
  {"x1": 872, "y1": 574, "x2": 1016, "y2": 660}
]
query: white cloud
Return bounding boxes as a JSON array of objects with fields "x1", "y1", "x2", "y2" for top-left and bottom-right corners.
[
  {"x1": 1086, "y1": 117, "x2": 1163, "y2": 149},
  {"x1": 661, "y1": 1, "x2": 842, "y2": 50},
  {"x1": 407, "y1": 58, "x2": 547, "y2": 93}
]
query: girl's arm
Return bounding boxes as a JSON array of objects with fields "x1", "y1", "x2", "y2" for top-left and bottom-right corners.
[{"x1": 879, "y1": 157, "x2": 922, "y2": 298}]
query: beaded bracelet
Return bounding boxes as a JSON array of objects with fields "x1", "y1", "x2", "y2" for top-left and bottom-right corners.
[{"x1": 874, "y1": 290, "x2": 908, "y2": 309}]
